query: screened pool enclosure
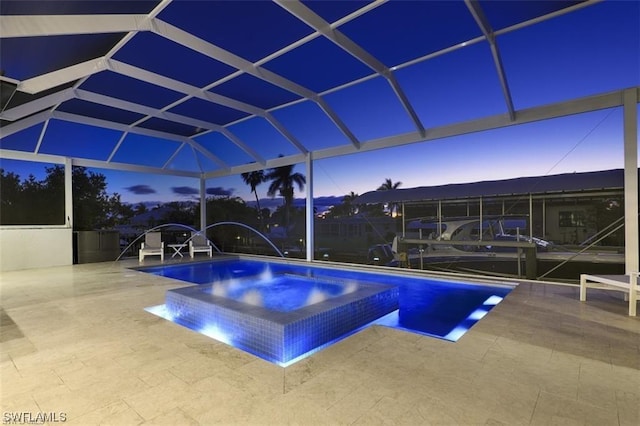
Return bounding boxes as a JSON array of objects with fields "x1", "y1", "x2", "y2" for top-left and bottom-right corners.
[{"x1": 0, "y1": 0, "x2": 638, "y2": 273}]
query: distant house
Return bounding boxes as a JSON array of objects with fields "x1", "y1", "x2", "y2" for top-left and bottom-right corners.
[
  {"x1": 355, "y1": 169, "x2": 635, "y2": 246},
  {"x1": 115, "y1": 206, "x2": 172, "y2": 238},
  {"x1": 115, "y1": 203, "x2": 197, "y2": 242}
]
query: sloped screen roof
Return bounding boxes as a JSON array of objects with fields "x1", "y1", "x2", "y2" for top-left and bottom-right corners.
[{"x1": 1, "y1": 0, "x2": 638, "y2": 179}]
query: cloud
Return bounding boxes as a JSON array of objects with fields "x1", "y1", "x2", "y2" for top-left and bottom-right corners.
[
  {"x1": 125, "y1": 184, "x2": 156, "y2": 195},
  {"x1": 172, "y1": 186, "x2": 199, "y2": 196},
  {"x1": 206, "y1": 186, "x2": 234, "y2": 197}
]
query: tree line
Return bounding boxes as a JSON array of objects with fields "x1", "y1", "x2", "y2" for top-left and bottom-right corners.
[
  {"x1": 0, "y1": 165, "x2": 133, "y2": 229},
  {"x1": 1, "y1": 160, "x2": 401, "y2": 231},
  {"x1": 320, "y1": 177, "x2": 402, "y2": 218}
]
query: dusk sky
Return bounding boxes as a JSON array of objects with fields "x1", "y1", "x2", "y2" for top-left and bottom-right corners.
[
  {"x1": 2, "y1": 105, "x2": 631, "y2": 207},
  {"x1": 1, "y1": 0, "x2": 638, "y2": 207}
]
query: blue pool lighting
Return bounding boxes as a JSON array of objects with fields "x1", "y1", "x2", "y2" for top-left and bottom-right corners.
[
  {"x1": 163, "y1": 275, "x2": 398, "y2": 364},
  {"x1": 204, "y1": 273, "x2": 358, "y2": 312},
  {"x1": 483, "y1": 295, "x2": 504, "y2": 305},
  {"x1": 140, "y1": 259, "x2": 513, "y2": 365},
  {"x1": 443, "y1": 326, "x2": 469, "y2": 342},
  {"x1": 468, "y1": 307, "x2": 490, "y2": 321},
  {"x1": 198, "y1": 323, "x2": 233, "y2": 346}
]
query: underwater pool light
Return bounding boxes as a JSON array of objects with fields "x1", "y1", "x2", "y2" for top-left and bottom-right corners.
[
  {"x1": 443, "y1": 325, "x2": 469, "y2": 342},
  {"x1": 483, "y1": 295, "x2": 503, "y2": 305},
  {"x1": 467, "y1": 308, "x2": 489, "y2": 321},
  {"x1": 198, "y1": 324, "x2": 233, "y2": 345},
  {"x1": 145, "y1": 304, "x2": 175, "y2": 321}
]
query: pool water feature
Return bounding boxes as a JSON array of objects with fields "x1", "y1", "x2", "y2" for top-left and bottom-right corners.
[
  {"x1": 141, "y1": 259, "x2": 513, "y2": 365},
  {"x1": 201, "y1": 273, "x2": 360, "y2": 312}
]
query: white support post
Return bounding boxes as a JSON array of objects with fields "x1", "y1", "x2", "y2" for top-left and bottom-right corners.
[
  {"x1": 542, "y1": 198, "x2": 546, "y2": 239},
  {"x1": 438, "y1": 200, "x2": 442, "y2": 238},
  {"x1": 305, "y1": 153, "x2": 314, "y2": 262},
  {"x1": 623, "y1": 88, "x2": 638, "y2": 275},
  {"x1": 479, "y1": 196, "x2": 483, "y2": 241},
  {"x1": 529, "y1": 193, "x2": 533, "y2": 238},
  {"x1": 401, "y1": 202, "x2": 405, "y2": 236},
  {"x1": 65, "y1": 157, "x2": 73, "y2": 228},
  {"x1": 630, "y1": 273, "x2": 637, "y2": 316},
  {"x1": 200, "y1": 176, "x2": 206, "y2": 233}
]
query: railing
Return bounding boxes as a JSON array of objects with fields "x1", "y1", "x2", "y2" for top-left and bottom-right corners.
[{"x1": 396, "y1": 237, "x2": 538, "y2": 278}]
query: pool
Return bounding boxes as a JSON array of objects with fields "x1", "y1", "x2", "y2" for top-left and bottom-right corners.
[{"x1": 141, "y1": 259, "x2": 513, "y2": 365}]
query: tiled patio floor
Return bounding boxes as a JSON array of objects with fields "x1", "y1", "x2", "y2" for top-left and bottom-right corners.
[{"x1": 1, "y1": 259, "x2": 638, "y2": 425}]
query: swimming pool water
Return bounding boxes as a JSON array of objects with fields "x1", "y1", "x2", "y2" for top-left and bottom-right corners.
[
  {"x1": 206, "y1": 275, "x2": 354, "y2": 312},
  {"x1": 140, "y1": 259, "x2": 513, "y2": 364}
]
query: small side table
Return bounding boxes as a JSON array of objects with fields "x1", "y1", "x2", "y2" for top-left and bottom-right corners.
[{"x1": 168, "y1": 243, "x2": 187, "y2": 258}]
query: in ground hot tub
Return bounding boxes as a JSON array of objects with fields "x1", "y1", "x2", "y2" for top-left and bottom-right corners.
[{"x1": 164, "y1": 273, "x2": 398, "y2": 365}]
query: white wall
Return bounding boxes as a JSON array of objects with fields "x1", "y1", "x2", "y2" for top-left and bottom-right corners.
[{"x1": 0, "y1": 227, "x2": 73, "y2": 272}]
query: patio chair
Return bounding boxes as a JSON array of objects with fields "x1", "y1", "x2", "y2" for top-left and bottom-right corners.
[
  {"x1": 139, "y1": 232, "x2": 164, "y2": 262},
  {"x1": 580, "y1": 272, "x2": 639, "y2": 316},
  {"x1": 189, "y1": 232, "x2": 212, "y2": 258}
]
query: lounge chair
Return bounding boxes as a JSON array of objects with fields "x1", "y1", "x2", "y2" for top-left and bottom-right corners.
[
  {"x1": 580, "y1": 272, "x2": 639, "y2": 316},
  {"x1": 189, "y1": 232, "x2": 212, "y2": 258},
  {"x1": 139, "y1": 232, "x2": 164, "y2": 262}
]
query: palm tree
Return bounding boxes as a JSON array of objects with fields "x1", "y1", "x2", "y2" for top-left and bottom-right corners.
[
  {"x1": 241, "y1": 169, "x2": 266, "y2": 230},
  {"x1": 377, "y1": 178, "x2": 402, "y2": 217},
  {"x1": 266, "y1": 157, "x2": 306, "y2": 233},
  {"x1": 343, "y1": 191, "x2": 359, "y2": 216},
  {"x1": 377, "y1": 178, "x2": 402, "y2": 191}
]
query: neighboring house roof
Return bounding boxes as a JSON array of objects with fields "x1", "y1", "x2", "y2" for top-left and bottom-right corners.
[{"x1": 355, "y1": 169, "x2": 633, "y2": 204}]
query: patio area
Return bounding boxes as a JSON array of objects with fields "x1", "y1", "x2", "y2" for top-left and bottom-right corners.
[{"x1": 1, "y1": 259, "x2": 638, "y2": 425}]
